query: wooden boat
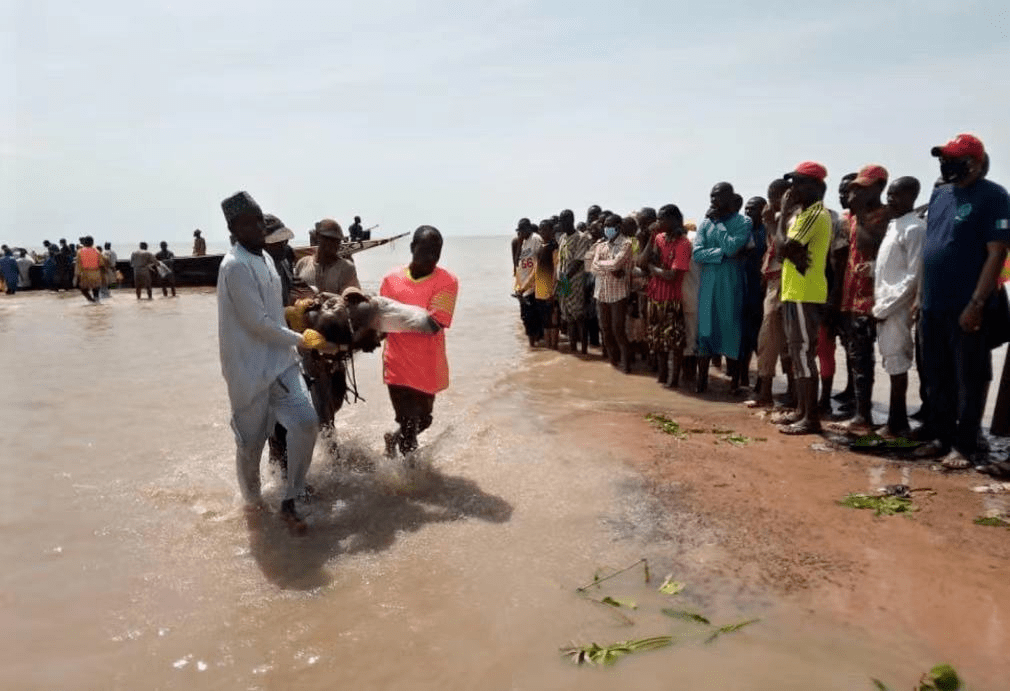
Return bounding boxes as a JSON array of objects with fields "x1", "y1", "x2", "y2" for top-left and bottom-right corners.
[{"x1": 111, "y1": 233, "x2": 409, "y2": 288}]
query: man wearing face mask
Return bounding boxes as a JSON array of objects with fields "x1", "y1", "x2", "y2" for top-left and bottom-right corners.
[
  {"x1": 916, "y1": 134, "x2": 1010, "y2": 468},
  {"x1": 591, "y1": 214, "x2": 634, "y2": 372}
]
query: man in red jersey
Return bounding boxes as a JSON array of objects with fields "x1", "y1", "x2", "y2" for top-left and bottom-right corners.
[{"x1": 380, "y1": 225, "x2": 459, "y2": 462}]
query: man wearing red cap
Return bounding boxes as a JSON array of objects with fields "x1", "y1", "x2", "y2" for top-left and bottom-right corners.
[
  {"x1": 834, "y1": 164, "x2": 891, "y2": 433},
  {"x1": 917, "y1": 134, "x2": 1010, "y2": 468},
  {"x1": 776, "y1": 162, "x2": 833, "y2": 434}
]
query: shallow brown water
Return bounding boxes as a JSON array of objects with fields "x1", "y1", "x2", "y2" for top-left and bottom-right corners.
[{"x1": 0, "y1": 238, "x2": 996, "y2": 690}]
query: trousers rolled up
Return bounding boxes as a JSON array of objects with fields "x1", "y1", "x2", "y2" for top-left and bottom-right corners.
[
  {"x1": 231, "y1": 364, "x2": 318, "y2": 503},
  {"x1": 920, "y1": 309, "x2": 991, "y2": 455}
]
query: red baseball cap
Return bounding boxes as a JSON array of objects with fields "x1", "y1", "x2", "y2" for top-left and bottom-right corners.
[
  {"x1": 849, "y1": 164, "x2": 889, "y2": 188},
  {"x1": 783, "y1": 161, "x2": 828, "y2": 182},
  {"x1": 930, "y1": 133, "x2": 985, "y2": 162}
]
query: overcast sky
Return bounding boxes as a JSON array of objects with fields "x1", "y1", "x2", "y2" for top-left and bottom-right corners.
[{"x1": 3, "y1": 0, "x2": 1008, "y2": 249}]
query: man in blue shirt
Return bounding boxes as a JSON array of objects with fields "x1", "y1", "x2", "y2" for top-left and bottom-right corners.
[{"x1": 917, "y1": 134, "x2": 1010, "y2": 468}]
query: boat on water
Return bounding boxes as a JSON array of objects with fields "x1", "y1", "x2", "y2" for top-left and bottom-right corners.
[{"x1": 25, "y1": 234, "x2": 409, "y2": 289}]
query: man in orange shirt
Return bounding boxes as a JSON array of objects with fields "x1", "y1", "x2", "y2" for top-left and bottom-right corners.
[{"x1": 380, "y1": 226, "x2": 459, "y2": 462}]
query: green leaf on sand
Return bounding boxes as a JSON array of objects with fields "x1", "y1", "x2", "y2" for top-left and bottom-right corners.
[
  {"x1": 918, "y1": 663, "x2": 962, "y2": 691},
  {"x1": 646, "y1": 414, "x2": 687, "y2": 438},
  {"x1": 974, "y1": 515, "x2": 1010, "y2": 527},
  {"x1": 704, "y1": 618, "x2": 760, "y2": 643},
  {"x1": 658, "y1": 576, "x2": 686, "y2": 595},
  {"x1": 661, "y1": 609, "x2": 710, "y2": 625},
  {"x1": 600, "y1": 596, "x2": 637, "y2": 610},
  {"x1": 562, "y1": 636, "x2": 674, "y2": 666},
  {"x1": 839, "y1": 493, "x2": 914, "y2": 516},
  {"x1": 871, "y1": 679, "x2": 893, "y2": 691}
]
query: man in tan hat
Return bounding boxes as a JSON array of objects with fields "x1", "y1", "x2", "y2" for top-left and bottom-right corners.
[{"x1": 295, "y1": 219, "x2": 360, "y2": 295}]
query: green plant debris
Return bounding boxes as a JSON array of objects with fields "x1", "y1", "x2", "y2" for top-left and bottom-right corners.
[
  {"x1": 562, "y1": 636, "x2": 674, "y2": 666},
  {"x1": 918, "y1": 664, "x2": 961, "y2": 691},
  {"x1": 719, "y1": 433, "x2": 752, "y2": 446},
  {"x1": 704, "y1": 618, "x2": 761, "y2": 644},
  {"x1": 658, "y1": 575, "x2": 686, "y2": 595},
  {"x1": 600, "y1": 596, "x2": 637, "y2": 610},
  {"x1": 661, "y1": 609, "x2": 711, "y2": 625},
  {"x1": 646, "y1": 414, "x2": 687, "y2": 438},
  {"x1": 839, "y1": 493, "x2": 914, "y2": 516},
  {"x1": 575, "y1": 558, "x2": 649, "y2": 592},
  {"x1": 974, "y1": 515, "x2": 1010, "y2": 527},
  {"x1": 870, "y1": 663, "x2": 963, "y2": 691},
  {"x1": 710, "y1": 427, "x2": 735, "y2": 435}
]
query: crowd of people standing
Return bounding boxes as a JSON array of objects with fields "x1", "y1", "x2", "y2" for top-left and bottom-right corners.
[{"x1": 512, "y1": 133, "x2": 1010, "y2": 471}]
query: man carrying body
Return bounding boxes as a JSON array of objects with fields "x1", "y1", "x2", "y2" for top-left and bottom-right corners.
[
  {"x1": 916, "y1": 134, "x2": 1010, "y2": 468},
  {"x1": 193, "y1": 230, "x2": 207, "y2": 256},
  {"x1": 217, "y1": 191, "x2": 331, "y2": 533},
  {"x1": 130, "y1": 242, "x2": 157, "y2": 300},
  {"x1": 873, "y1": 176, "x2": 925, "y2": 437},
  {"x1": 381, "y1": 226, "x2": 458, "y2": 461},
  {"x1": 155, "y1": 241, "x2": 177, "y2": 297},
  {"x1": 836, "y1": 165, "x2": 891, "y2": 433},
  {"x1": 295, "y1": 219, "x2": 360, "y2": 297},
  {"x1": 776, "y1": 162, "x2": 833, "y2": 435}
]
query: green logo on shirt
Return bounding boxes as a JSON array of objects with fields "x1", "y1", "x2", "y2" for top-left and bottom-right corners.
[{"x1": 955, "y1": 203, "x2": 973, "y2": 223}]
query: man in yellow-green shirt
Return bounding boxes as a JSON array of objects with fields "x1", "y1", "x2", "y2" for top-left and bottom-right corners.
[{"x1": 777, "y1": 161, "x2": 832, "y2": 435}]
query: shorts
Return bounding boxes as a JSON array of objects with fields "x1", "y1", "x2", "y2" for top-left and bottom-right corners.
[
  {"x1": 877, "y1": 308, "x2": 914, "y2": 375},
  {"x1": 783, "y1": 301, "x2": 823, "y2": 379}
]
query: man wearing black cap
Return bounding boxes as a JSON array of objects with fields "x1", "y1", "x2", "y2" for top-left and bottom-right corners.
[
  {"x1": 916, "y1": 134, "x2": 1010, "y2": 468},
  {"x1": 217, "y1": 191, "x2": 335, "y2": 533}
]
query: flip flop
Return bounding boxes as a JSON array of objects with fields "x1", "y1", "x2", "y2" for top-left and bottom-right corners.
[
  {"x1": 941, "y1": 450, "x2": 971, "y2": 470},
  {"x1": 779, "y1": 422, "x2": 822, "y2": 436}
]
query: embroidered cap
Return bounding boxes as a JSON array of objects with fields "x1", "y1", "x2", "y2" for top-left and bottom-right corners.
[{"x1": 220, "y1": 191, "x2": 262, "y2": 224}]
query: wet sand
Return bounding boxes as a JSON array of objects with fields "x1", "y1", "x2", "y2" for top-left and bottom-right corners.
[{"x1": 517, "y1": 347, "x2": 1010, "y2": 689}]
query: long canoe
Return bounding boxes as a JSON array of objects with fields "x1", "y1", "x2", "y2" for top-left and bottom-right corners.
[{"x1": 111, "y1": 233, "x2": 410, "y2": 288}]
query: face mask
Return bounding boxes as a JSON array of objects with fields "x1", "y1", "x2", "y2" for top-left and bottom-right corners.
[
  {"x1": 604, "y1": 227, "x2": 618, "y2": 240},
  {"x1": 940, "y1": 158, "x2": 971, "y2": 184}
]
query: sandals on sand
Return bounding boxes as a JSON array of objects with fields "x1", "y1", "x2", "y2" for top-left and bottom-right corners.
[
  {"x1": 778, "y1": 422, "x2": 821, "y2": 436},
  {"x1": 940, "y1": 450, "x2": 972, "y2": 470}
]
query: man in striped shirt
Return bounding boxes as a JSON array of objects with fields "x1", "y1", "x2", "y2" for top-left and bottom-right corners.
[{"x1": 777, "y1": 162, "x2": 833, "y2": 435}]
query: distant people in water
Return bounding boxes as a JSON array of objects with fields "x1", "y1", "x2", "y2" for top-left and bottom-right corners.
[
  {"x1": 155, "y1": 241, "x2": 176, "y2": 297},
  {"x1": 192, "y1": 229, "x2": 207, "y2": 256},
  {"x1": 0, "y1": 248, "x2": 18, "y2": 295},
  {"x1": 130, "y1": 242, "x2": 157, "y2": 300},
  {"x1": 74, "y1": 236, "x2": 107, "y2": 303},
  {"x1": 101, "y1": 242, "x2": 118, "y2": 297}
]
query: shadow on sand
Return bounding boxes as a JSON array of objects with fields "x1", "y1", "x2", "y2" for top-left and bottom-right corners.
[{"x1": 245, "y1": 460, "x2": 513, "y2": 591}]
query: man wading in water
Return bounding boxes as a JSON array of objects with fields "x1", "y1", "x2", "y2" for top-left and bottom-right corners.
[
  {"x1": 217, "y1": 191, "x2": 338, "y2": 534},
  {"x1": 380, "y1": 226, "x2": 459, "y2": 463}
]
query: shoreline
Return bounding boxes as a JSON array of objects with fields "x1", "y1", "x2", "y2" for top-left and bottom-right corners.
[{"x1": 515, "y1": 341, "x2": 1010, "y2": 688}]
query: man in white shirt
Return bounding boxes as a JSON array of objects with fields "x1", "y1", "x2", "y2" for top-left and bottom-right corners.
[
  {"x1": 513, "y1": 218, "x2": 543, "y2": 346},
  {"x1": 16, "y1": 250, "x2": 34, "y2": 288},
  {"x1": 872, "y1": 177, "x2": 925, "y2": 437},
  {"x1": 217, "y1": 191, "x2": 333, "y2": 534}
]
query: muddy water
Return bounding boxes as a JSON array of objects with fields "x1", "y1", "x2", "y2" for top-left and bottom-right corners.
[{"x1": 0, "y1": 237, "x2": 989, "y2": 690}]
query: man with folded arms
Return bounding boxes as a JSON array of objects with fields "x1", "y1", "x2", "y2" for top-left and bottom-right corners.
[{"x1": 776, "y1": 162, "x2": 833, "y2": 435}]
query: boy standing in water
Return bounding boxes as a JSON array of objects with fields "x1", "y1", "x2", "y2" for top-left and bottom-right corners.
[{"x1": 381, "y1": 226, "x2": 459, "y2": 462}]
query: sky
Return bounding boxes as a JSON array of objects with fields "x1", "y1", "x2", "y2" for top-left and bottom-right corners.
[{"x1": 2, "y1": 0, "x2": 1009, "y2": 250}]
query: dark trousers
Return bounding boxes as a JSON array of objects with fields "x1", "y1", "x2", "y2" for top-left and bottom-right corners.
[
  {"x1": 597, "y1": 298, "x2": 629, "y2": 366},
  {"x1": 389, "y1": 384, "x2": 436, "y2": 454},
  {"x1": 843, "y1": 314, "x2": 877, "y2": 409},
  {"x1": 519, "y1": 294, "x2": 543, "y2": 341},
  {"x1": 920, "y1": 309, "x2": 991, "y2": 454}
]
